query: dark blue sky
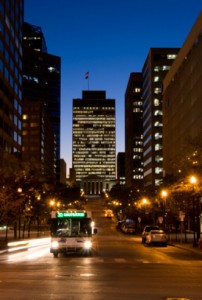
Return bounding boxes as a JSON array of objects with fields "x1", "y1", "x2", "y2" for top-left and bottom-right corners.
[{"x1": 24, "y1": 0, "x2": 202, "y2": 174}]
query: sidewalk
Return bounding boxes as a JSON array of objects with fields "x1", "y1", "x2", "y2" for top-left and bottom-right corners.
[{"x1": 167, "y1": 233, "x2": 202, "y2": 254}]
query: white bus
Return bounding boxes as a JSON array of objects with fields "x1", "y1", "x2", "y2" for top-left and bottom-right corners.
[{"x1": 50, "y1": 210, "x2": 97, "y2": 257}]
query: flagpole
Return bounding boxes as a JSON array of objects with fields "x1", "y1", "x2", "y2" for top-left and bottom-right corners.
[{"x1": 85, "y1": 71, "x2": 90, "y2": 90}]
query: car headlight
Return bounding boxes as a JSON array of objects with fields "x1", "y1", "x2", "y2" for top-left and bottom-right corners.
[
  {"x1": 51, "y1": 241, "x2": 59, "y2": 249},
  {"x1": 84, "y1": 240, "x2": 92, "y2": 250}
]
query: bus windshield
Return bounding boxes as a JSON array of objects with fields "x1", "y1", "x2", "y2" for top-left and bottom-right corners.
[{"x1": 51, "y1": 218, "x2": 92, "y2": 238}]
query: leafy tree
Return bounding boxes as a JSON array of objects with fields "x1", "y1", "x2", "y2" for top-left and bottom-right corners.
[{"x1": 0, "y1": 151, "x2": 53, "y2": 242}]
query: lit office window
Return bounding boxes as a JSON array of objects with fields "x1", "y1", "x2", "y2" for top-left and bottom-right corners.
[
  {"x1": 154, "y1": 76, "x2": 160, "y2": 82},
  {"x1": 167, "y1": 54, "x2": 177, "y2": 59},
  {"x1": 155, "y1": 144, "x2": 162, "y2": 151},
  {"x1": 154, "y1": 99, "x2": 160, "y2": 106},
  {"x1": 155, "y1": 167, "x2": 163, "y2": 174}
]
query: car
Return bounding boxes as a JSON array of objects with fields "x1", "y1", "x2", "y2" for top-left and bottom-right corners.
[
  {"x1": 142, "y1": 225, "x2": 160, "y2": 243},
  {"x1": 121, "y1": 223, "x2": 135, "y2": 234},
  {"x1": 105, "y1": 209, "x2": 114, "y2": 218},
  {"x1": 116, "y1": 220, "x2": 125, "y2": 230},
  {"x1": 145, "y1": 229, "x2": 167, "y2": 246}
]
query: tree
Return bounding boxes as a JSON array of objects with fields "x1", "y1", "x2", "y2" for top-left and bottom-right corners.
[{"x1": 0, "y1": 152, "x2": 53, "y2": 242}]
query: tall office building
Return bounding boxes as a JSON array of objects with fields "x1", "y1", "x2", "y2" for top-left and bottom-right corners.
[
  {"x1": 117, "y1": 152, "x2": 125, "y2": 186},
  {"x1": 142, "y1": 48, "x2": 179, "y2": 192},
  {"x1": 125, "y1": 72, "x2": 143, "y2": 190},
  {"x1": 72, "y1": 91, "x2": 116, "y2": 194},
  {"x1": 0, "y1": 0, "x2": 24, "y2": 160},
  {"x1": 22, "y1": 100, "x2": 55, "y2": 180},
  {"x1": 163, "y1": 12, "x2": 202, "y2": 177},
  {"x1": 22, "y1": 22, "x2": 61, "y2": 182}
]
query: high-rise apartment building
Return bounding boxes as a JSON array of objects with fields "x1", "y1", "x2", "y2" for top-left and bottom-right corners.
[
  {"x1": 0, "y1": 0, "x2": 24, "y2": 159},
  {"x1": 125, "y1": 72, "x2": 143, "y2": 190},
  {"x1": 22, "y1": 22, "x2": 61, "y2": 182},
  {"x1": 142, "y1": 48, "x2": 179, "y2": 192},
  {"x1": 72, "y1": 91, "x2": 116, "y2": 194},
  {"x1": 163, "y1": 12, "x2": 202, "y2": 177}
]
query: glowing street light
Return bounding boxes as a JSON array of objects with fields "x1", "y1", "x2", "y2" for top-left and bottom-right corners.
[
  {"x1": 161, "y1": 190, "x2": 167, "y2": 198},
  {"x1": 190, "y1": 176, "x2": 197, "y2": 185},
  {"x1": 50, "y1": 200, "x2": 55, "y2": 207},
  {"x1": 142, "y1": 198, "x2": 148, "y2": 205}
]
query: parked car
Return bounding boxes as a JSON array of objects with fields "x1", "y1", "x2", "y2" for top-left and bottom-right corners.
[
  {"x1": 142, "y1": 225, "x2": 160, "y2": 243},
  {"x1": 145, "y1": 230, "x2": 167, "y2": 246},
  {"x1": 121, "y1": 223, "x2": 135, "y2": 234},
  {"x1": 116, "y1": 220, "x2": 125, "y2": 230}
]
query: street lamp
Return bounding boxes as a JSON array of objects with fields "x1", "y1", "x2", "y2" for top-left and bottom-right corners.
[
  {"x1": 161, "y1": 190, "x2": 167, "y2": 231},
  {"x1": 142, "y1": 198, "x2": 148, "y2": 206},
  {"x1": 190, "y1": 176, "x2": 197, "y2": 247},
  {"x1": 17, "y1": 187, "x2": 23, "y2": 239}
]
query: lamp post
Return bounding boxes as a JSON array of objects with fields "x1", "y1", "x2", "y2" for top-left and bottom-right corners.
[
  {"x1": 17, "y1": 188, "x2": 23, "y2": 239},
  {"x1": 141, "y1": 198, "x2": 148, "y2": 213},
  {"x1": 161, "y1": 190, "x2": 167, "y2": 231},
  {"x1": 190, "y1": 176, "x2": 197, "y2": 247}
]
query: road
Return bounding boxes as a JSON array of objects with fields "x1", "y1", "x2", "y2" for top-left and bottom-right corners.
[{"x1": 0, "y1": 198, "x2": 202, "y2": 300}]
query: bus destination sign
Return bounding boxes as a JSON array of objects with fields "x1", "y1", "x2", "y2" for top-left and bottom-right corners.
[{"x1": 56, "y1": 212, "x2": 86, "y2": 218}]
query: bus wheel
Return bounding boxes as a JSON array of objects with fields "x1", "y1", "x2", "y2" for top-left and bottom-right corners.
[{"x1": 53, "y1": 252, "x2": 58, "y2": 258}]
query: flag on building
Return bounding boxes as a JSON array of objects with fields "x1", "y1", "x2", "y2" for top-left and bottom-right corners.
[{"x1": 85, "y1": 71, "x2": 89, "y2": 79}]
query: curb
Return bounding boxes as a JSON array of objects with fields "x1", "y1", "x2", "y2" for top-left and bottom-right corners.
[{"x1": 168, "y1": 242, "x2": 202, "y2": 254}]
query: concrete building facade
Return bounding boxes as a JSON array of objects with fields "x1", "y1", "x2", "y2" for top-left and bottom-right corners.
[
  {"x1": 142, "y1": 48, "x2": 179, "y2": 192},
  {"x1": 125, "y1": 72, "x2": 143, "y2": 190},
  {"x1": 163, "y1": 12, "x2": 202, "y2": 177}
]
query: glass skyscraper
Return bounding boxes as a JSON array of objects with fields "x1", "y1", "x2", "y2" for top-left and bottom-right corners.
[
  {"x1": 22, "y1": 22, "x2": 61, "y2": 182},
  {"x1": 0, "y1": 0, "x2": 23, "y2": 158}
]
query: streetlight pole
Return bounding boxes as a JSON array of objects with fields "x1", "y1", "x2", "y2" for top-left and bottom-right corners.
[
  {"x1": 161, "y1": 190, "x2": 167, "y2": 231},
  {"x1": 17, "y1": 187, "x2": 23, "y2": 239},
  {"x1": 190, "y1": 176, "x2": 197, "y2": 247}
]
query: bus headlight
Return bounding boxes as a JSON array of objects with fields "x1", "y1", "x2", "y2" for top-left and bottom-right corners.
[
  {"x1": 84, "y1": 240, "x2": 92, "y2": 250},
  {"x1": 51, "y1": 241, "x2": 59, "y2": 249}
]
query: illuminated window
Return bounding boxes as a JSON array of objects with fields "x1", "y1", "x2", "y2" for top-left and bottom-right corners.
[
  {"x1": 155, "y1": 155, "x2": 163, "y2": 163},
  {"x1": 155, "y1": 167, "x2": 163, "y2": 174},
  {"x1": 133, "y1": 108, "x2": 141, "y2": 112},
  {"x1": 154, "y1": 121, "x2": 162, "y2": 127},
  {"x1": 155, "y1": 179, "x2": 163, "y2": 186},
  {"x1": 154, "y1": 76, "x2": 160, "y2": 82},
  {"x1": 23, "y1": 114, "x2": 28, "y2": 120},
  {"x1": 154, "y1": 87, "x2": 161, "y2": 94},
  {"x1": 48, "y1": 66, "x2": 55, "y2": 72},
  {"x1": 167, "y1": 54, "x2": 177, "y2": 59},
  {"x1": 154, "y1": 99, "x2": 160, "y2": 106},
  {"x1": 154, "y1": 110, "x2": 162, "y2": 116},
  {"x1": 154, "y1": 132, "x2": 162, "y2": 140},
  {"x1": 155, "y1": 144, "x2": 162, "y2": 151},
  {"x1": 162, "y1": 65, "x2": 170, "y2": 71}
]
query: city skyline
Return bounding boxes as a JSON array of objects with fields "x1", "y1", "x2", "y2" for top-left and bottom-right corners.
[{"x1": 24, "y1": 1, "x2": 202, "y2": 175}]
